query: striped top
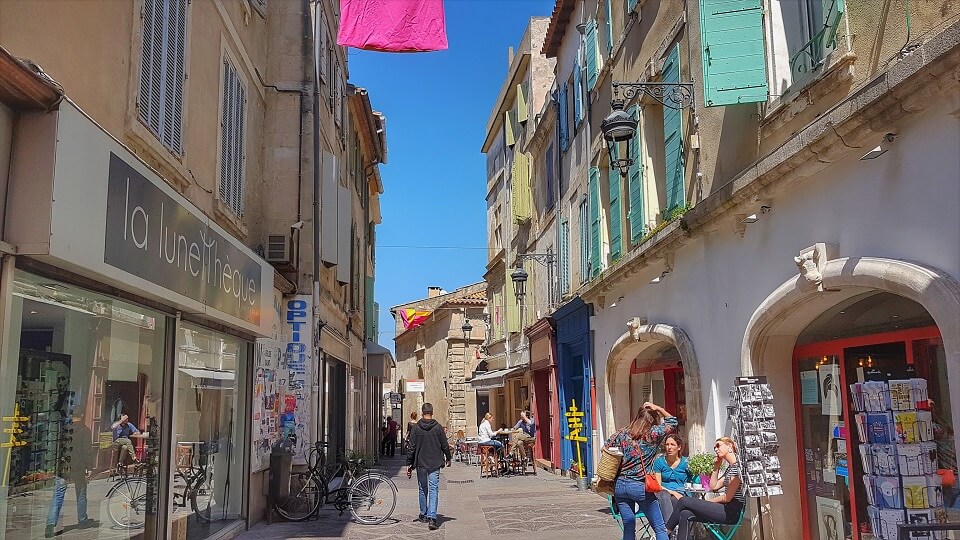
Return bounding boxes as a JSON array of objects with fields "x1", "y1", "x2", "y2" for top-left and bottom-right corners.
[{"x1": 718, "y1": 459, "x2": 746, "y2": 504}]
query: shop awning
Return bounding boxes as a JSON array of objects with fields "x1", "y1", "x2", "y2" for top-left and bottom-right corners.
[
  {"x1": 179, "y1": 367, "x2": 235, "y2": 380},
  {"x1": 468, "y1": 366, "x2": 526, "y2": 390}
]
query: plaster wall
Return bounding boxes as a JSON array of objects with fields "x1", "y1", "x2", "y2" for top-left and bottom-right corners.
[{"x1": 589, "y1": 99, "x2": 960, "y2": 537}]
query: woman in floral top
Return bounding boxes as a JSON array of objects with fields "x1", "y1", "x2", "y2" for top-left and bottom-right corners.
[{"x1": 604, "y1": 401, "x2": 677, "y2": 540}]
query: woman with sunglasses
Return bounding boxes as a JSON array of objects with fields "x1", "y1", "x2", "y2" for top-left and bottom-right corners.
[
  {"x1": 604, "y1": 401, "x2": 677, "y2": 540},
  {"x1": 666, "y1": 437, "x2": 745, "y2": 538}
]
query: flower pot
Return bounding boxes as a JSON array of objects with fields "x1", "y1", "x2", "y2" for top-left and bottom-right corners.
[{"x1": 700, "y1": 474, "x2": 711, "y2": 490}]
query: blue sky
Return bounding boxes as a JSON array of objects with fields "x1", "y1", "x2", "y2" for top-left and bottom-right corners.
[{"x1": 348, "y1": 0, "x2": 555, "y2": 350}]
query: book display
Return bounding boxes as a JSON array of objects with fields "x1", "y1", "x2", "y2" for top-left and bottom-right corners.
[
  {"x1": 728, "y1": 376, "x2": 784, "y2": 498},
  {"x1": 851, "y1": 378, "x2": 949, "y2": 539}
]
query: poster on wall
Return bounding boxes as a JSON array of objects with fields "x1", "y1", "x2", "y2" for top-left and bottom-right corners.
[
  {"x1": 820, "y1": 364, "x2": 842, "y2": 416},
  {"x1": 251, "y1": 339, "x2": 287, "y2": 472},
  {"x1": 285, "y1": 295, "x2": 313, "y2": 465},
  {"x1": 815, "y1": 496, "x2": 844, "y2": 540}
]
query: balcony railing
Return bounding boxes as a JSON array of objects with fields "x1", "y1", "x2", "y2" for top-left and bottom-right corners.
[{"x1": 789, "y1": 0, "x2": 845, "y2": 78}]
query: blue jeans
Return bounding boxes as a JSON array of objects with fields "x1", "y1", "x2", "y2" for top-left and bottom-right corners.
[
  {"x1": 614, "y1": 477, "x2": 668, "y2": 540},
  {"x1": 47, "y1": 476, "x2": 88, "y2": 527},
  {"x1": 416, "y1": 468, "x2": 440, "y2": 519}
]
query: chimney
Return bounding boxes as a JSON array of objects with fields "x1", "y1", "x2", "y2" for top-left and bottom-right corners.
[
  {"x1": 427, "y1": 286, "x2": 443, "y2": 298},
  {"x1": 508, "y1": 46, "x2": 514, "y2": 67}
]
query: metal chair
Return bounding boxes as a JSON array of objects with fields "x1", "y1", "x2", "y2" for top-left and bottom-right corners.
[
  {"x1": 703, "y1": 507, "x2": 745, "y2": 540},
  {"x1": 607, "y1": 495, "x2": 654, "y2": 537}
]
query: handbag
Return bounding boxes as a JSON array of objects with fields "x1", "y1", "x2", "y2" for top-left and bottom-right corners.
[
  {"x1": 937, "y1": 468, "x2": 956, "y2": 487},
  {"x1": 637, "y1": 441, "x2": 662, "y2": 493}
]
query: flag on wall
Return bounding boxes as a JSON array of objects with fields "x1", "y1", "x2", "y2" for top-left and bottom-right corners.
[
  {"x1": 400, "y1": 309, "x2": 431, "y2": 330},
  {"x1": 337, "y1": 0, "x2": 448, "y2": 52}
]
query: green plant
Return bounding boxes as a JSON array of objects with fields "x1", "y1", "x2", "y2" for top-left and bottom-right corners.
[
  {"x1": 345, "y1": 449, "x2": 376, "y2": 472},
  {"x1": 687, "y1": 453, "x2": 715, "y2": 477}
]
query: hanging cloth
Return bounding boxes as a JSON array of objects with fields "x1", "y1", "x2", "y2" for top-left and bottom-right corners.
[{"x1": 337, "y1": 0, "x2": 448, "y2": 52}]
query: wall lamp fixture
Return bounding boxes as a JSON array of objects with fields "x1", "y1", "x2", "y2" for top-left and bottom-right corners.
[{"x1": 860, "y1": 133, "x2": 897, "y2": 160}]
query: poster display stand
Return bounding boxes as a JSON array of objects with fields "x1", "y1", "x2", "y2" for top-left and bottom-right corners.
[{"x1": 728, "y1": 376, "x2": 785, "y2": 498}]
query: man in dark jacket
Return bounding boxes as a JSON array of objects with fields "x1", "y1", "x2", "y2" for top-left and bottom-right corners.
[{"x1": 405, "y1": 403, "x2": 451, "y2": 530}]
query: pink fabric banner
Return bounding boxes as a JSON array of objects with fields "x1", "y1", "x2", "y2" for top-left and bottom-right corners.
[{"x1": 337, "y1": 0, "x2": 448, "y2": 52}]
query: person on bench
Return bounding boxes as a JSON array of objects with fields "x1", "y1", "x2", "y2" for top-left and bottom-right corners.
[{"x1": 666, "y1": 437, "x2": 745, "y2": 539}]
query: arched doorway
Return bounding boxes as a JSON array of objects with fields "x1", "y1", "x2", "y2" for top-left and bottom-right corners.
[
  {"x1": 605, "y1": 319, "x2": 705, "y2": 453},
  {"x1": 742, "y1": 257, "x2": 960, "y2": 540}
]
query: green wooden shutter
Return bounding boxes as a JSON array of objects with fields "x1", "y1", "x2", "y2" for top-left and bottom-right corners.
[
  {"x1": 560, "y1": 219, "x2": 570, "y2": 294},
  {"x1": 699, "y1": 0, "x2": 768, "y2": 106},
  {"x1": 588, "y1": 166, "x2": 601, "y2": 278},
  {"x1": 662, "y1": 45, "x2": 685, "y2": 215},
  {"x1": 364, "y1": 276, "x2": 375, "y2": 339},
  {"x1": 608, "y1": 157, "x2": 622, "y2": 260},
  {"x1": 505, "y1": 109, "x2": 516, "y2": 146},
  {"x1": 585, "y1": 19, "x2": 599, "y2": 91},
  {"x1": 517, "y1": 83, "x2": 528, "y2": 123},
  {"x1": 573, "y1": 59, "x2": 583, "y2": 128},
  {"x1": 558, "y1": 84, "x2": 569, "y2": 151},
  {"x1": 628, "y1": 0, "x2": 638, "y2": 12},
  {"x1": 627, "y1": 106, "x2": 645, "y2": 244},
  {"x1": 605, "y1": 0, "x2": 614, "y2": 55}
]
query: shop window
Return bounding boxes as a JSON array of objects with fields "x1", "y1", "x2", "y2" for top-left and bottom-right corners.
[
  {"x1": 1, "y1": 271, "x2": 167, "y2": 538},
  {"x1": 175, "y1": 322, "x2": 248, "y2": 534}
]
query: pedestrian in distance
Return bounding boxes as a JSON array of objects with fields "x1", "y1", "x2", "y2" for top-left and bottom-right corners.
[
  {"x1": 665, "y1": 437, "x2": 745, "y2": 540},
  {"x1": 379, "y1": 421, "x2": 389, "y2": 456},
  {"x1": 386, "y1": 416, "x2": 399, "y2": 457},
  {"x1": 406, "y1": 403, "x2": 452, "y2": 530},
  {"x1": 604, "y1": 401, "x2": 678, "y2": 540},
  {"x1": 404, "y1": 411, "x2": 418, "y2": 454}
]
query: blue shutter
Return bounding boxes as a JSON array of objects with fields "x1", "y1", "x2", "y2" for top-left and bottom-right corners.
[
  {"x1": 699, "y1": 0, "x2": 768, "y2": 106},
  {"x1": 558, "y1": 85, "x2": 569, "y2": 152},
  {"x1": 662, "y1": 45, "x2": 685, "y2": 215},
  {"x1": 605, "y1": 0, "x2": 614, "y2": 55},
  {"x1": 574, "y1": 60, "x2": 583, "y2": 129},
  {"x1": 627, "y1": 106, "x2": 645, "y2": 244},
  {"x1": 588, "y1": 166, "x2": 601, "y2": 278},
  {"x1": 585, "y1": 19, "x2": 599, "y2": 91},
  {"x1": 559, "y1": 219, "x2": 570, "y2": 294},
  {"x1": 608, "y1": 160, "x2": 622, "y2": 260}
]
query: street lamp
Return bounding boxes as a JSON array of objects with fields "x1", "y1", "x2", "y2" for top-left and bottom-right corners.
[
  {"x1": 600, "y1": 98, "x2": 637, "y2": 178},
  {"x1": 510, "y1": 263, "x2": 528, "y2": 304},
  {"x1": 461, "y1": 318, "x2": 473, "y2": 342}
]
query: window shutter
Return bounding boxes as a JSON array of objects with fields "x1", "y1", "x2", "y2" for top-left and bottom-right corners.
[
  {"x1": 505, "y1": 265, "x2": 520, "y2": 333},
  {"x1": 628, "y1": 0, "x2": 639, "y2": 12},
  {"x1": 516, "y1": 83, "x2": 528, "y2": 123},
  {"x1": 573, "y1": 59, "x2": 583, "y2": 129},
  {"x1": 560, "y1": 219, "x2": 570, "y2": 294},
  {"x1": 558, "y1": 85, "x2": 569, "y2": 152},
  {"x1": 627, "y1": 106, "x2": 645, "y2": 244},
  {"x1": 505, "y1": 109, "x2": 516, "y2": 147},
  {"x1": 662, "y1": 45, "x2": 685, "y2": 215},
  {"x1": 608, "y1": 155, "x2": 622, "y2": 260},
  {"x1": 699, "y1": 0, "x2": 768, "y2": 106},
  {"x1": 588, "y1": 166, "x2": 601, "y2": 279},
  {"x1": 317, "y1": 7, "x2": 326, "y2": 82},
  {"x1": 219, "y1": 59, "x2": 246, "y2": 217},
  {"x1": 511, "y1": 152, "x2": 531, "y2": 223},
  {"x1": 585, "y1": 19, "x2": 599, "y2": 91},
  {"x1": 578, "y1": 198, "x2": 589, "y2": 283},
  {"x1": 605, "y1": 0, "x2": 615, "y2": 55},
  {"x1": 138, "y1": 0, "x2": 187, "y2": 154}
]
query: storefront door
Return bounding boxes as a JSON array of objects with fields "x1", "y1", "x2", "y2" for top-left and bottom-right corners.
[{"x1": 793, "y1": 326, "x2": 957, "y2": 540}]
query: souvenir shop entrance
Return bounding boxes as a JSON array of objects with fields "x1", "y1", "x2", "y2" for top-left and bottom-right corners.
[{"x1": 791, "y1": 292, "x2": 958, "y2": 540}]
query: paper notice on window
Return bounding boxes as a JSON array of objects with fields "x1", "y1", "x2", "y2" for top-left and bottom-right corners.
[{"x1": 800, "y1": 370, "x2": 819, "y2": 405}]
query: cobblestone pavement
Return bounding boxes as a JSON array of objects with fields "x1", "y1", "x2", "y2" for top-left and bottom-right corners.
[{"x1": 236, "y1": 455, "x2": 623, "y2": 539}]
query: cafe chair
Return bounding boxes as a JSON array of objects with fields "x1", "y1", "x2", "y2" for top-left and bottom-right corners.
[
  {"x1": 703, "y1": 506, "x2": 746, "y2": 540},
  {"x1": 607, "y1": 495, "x2": 653, "y2": 537},
  {"x1": 479, "y1": 446, "x2": 498, "y2": 478}
]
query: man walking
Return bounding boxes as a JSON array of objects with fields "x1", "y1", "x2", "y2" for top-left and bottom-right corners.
[
  {"x1": 46, "y1": 411, "x2": 97, "y2": 538},
  {"x1": 405, "y1": 403, "x2": 451, "y2": 530}
]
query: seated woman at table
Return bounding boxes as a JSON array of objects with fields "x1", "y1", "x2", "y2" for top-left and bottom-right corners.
[
  {"x1": 666, "y1": 437, "x2": 745, "y2": 540},
  {"x1": 477, "y1": 413, "x2": 504, "y2": 457},
  {"x1": 509, "y1": 410, "x2": 536, "y2": 458},
  {"x1": 652, "y1": 434, "x2": 693, "y2": 522}
]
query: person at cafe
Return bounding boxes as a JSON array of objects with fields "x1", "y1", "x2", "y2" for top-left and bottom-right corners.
[
  {"x1": 477, "y1": 412, "x2": 504, "y2": 458},
  {"x1": 111, "y1": 413, "x2": 142, "y2": 465},
  {"x1": 509, "y1": 410, "x2": 536, "y2": 459},
  {"x1": 666, "y1": 437, "x2": 745, "y2": 539},
  {"x1": 651, "y1": 433, "x2": 693, "y2": 522}
]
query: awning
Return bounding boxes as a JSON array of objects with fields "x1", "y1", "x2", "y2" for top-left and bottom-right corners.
[
  {"x1": 179, "y1": 367, "x2": 235, "y2": 380},
  {"x1": 467, "y1": 366, "x2": 526, "y2": 390}
]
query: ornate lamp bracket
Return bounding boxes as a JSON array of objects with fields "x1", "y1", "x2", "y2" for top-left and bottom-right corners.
[{"x1": 612, "y1": 81, "x2": 696, "y2": 110}]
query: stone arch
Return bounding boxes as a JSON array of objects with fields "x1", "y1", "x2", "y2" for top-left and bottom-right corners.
[{"x1": 605, "y1": 319, "x2": 706, "y2": 453}]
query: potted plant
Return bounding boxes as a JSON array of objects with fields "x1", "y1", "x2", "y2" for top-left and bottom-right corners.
[{"x1": 687, "y1": 453, "x2": 715, "y2": 490}]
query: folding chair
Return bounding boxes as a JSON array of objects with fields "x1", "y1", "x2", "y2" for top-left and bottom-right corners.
[
  {"x1": 703, "y1": 507, "x2": 745, "y2": 540},
  {"x1": 607, "y1": 495, "x2": 654, "y2": 537}
]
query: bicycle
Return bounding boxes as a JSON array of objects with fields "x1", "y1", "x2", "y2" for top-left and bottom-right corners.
[
  {"x1": 105, "y1": 460, "x2": 149, "y2": 529},
  {"x1": 272, "y1": 441, "x2": 398, "y2": 524},
  {"x1": 172, "y1": 444, "x2": 217, "y2": 522}
]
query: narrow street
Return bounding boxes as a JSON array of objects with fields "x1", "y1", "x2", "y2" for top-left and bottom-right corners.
[{"x1": 237, "y1": 456, "x2": 621, "y2": 540}]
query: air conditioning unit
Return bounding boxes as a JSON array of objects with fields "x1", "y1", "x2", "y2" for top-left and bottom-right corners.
[{"x1": 265, "y1": 234, "x2": 294, "y2": 271}]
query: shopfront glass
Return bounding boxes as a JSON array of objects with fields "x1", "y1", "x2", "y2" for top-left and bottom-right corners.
[
  {"x1": 0, "y1": 270, "x2": 167, "y2": 539},
  {"x1": 172, "y1": 323, "x2": 247, "y2": 539}
]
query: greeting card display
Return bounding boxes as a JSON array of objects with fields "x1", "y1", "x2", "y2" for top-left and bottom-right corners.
[{"x1": 728, "y1": 376, "x2": 783, "y2": 498}]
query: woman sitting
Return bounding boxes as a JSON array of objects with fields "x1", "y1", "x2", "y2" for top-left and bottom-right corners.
[
  {"x1": 477, "y1": 413, "x2": 504, "y2": 457},
  {"x1": 651, "y1": 434, "x2": 693, "y2": 522},
  {"x1": 604, "y1": 402, "x2": 677, "y2": 540},
  {"x1": 666, "y1": 437, "x2": 745, "y2": 539}
]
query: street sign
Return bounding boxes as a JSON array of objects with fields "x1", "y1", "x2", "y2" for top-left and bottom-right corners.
[
  {"x1": 405, "y1": 380, "x2": 425, "y2": 393},
  {"x1": 564, "y1": 400, "x2": 588, "y2": 477},
  {"x1": 389, "y1": 392, "x2": 402, "y2": 405}
]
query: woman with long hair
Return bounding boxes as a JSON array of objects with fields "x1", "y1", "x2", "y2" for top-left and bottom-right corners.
[
  {"x1": 666, "y1": 437, "x2": 745, "y2": 539},
  {"x1": 652, "y1": 433, "x2": 693, "y2": 522},
  {"x1": 604, "y1": 402, "x2": 677, "y2": 540}
]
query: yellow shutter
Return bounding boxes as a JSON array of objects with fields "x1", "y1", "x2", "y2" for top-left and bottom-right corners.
[
  {"x1": 505, "y1": 109, "x2": 516, "y2": 146},
  {"x1": 512, "y1": 152, "x2": 531, "y2": 223},
  {"x1": 516, "y1": 83, "x2": 528, "y2": 123}
]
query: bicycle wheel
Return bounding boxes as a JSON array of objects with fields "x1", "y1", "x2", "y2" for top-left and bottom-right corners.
[
  {"x1": 190, "y1": 470, "x2": 219, "y2": 522},
  {"x1": 273, "y1": 472, "x2": 324, "y2": 522},
  {"x1": 107, "y1": 478, "x2": 148, "y2": 529},
  {"x1": 347, "y1": 474, "x2": 397, "y2": 525}
]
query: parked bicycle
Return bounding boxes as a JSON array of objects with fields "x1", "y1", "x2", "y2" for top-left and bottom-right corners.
[
  {"x1": 172, "y1": 444, "x2": 217, "y2": 522},
  {"x1": 105, "y1": 461, "x2": 149, "y2": 529},
  {"x1": 272, "y1": 441, "x2": 398, "y2": 524}
]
